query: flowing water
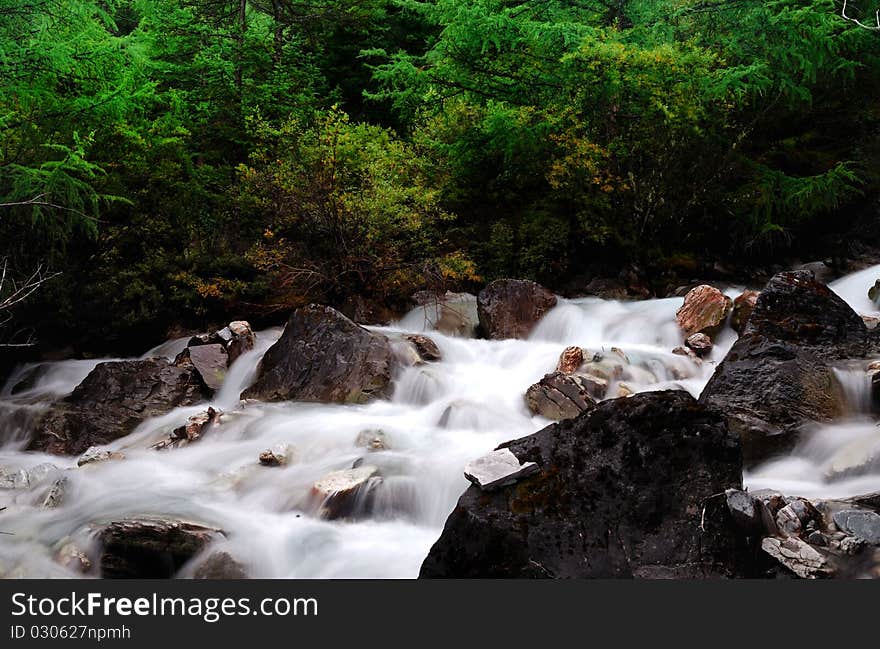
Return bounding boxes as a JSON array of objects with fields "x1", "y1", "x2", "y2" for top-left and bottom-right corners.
[{"x1": 1, "y1": 268, "x2": 880, "y2": 578}]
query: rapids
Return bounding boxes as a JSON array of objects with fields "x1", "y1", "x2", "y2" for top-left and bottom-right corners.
[{"x1": 2, "y1": 267, "x2": 880, "y2": 578}]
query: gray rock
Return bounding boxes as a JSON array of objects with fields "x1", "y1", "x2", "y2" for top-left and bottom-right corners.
[
  {"x1": 761, "y1": 537, "x2": 830, "y2": 579},
  {"x1": 832, "y1": 509, "x2": 880, "y2": 544},
  {"x1": 193, "y1": 551, "x2": 247, "y2": 579},
  {"x1": 725, "y1": 489, "x2": 760, "y2": 532},
  {"x1": 310, "y1": 466, "x2": 382, "y2": 520},
  {"x1": 40, "y1": 477, "x2": 68, "y2": 509},
  {"x1": 242, "y1": 305, "x2": 394, "y2": 404},
  {"x1": 77, "y1": 447, "x2": 125, "y2": 467},
  {"x1": 463, "y1": 448, "x2": 539, "y2": 492},
  {"x1": 355, "y1": 429, "x2": 390, "y2": 451},
  {"x1": 176, "y1": 344, "x2": 227, "y2": 391}
]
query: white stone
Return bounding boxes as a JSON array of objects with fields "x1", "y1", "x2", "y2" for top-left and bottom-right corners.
[
  {"x1": 312, "y1": 466, "x2": 381, "y2": 496},
  {"x1": 464, "y1": 448, "x2": 539, "y2": 491},
  {"x1": 761, "y1": 537, "x2": 829, "y2": 578}
]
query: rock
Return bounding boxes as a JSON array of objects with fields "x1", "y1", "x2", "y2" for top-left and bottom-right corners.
[
  {"x1": 56, "y1": 543, "x2": 92, "y2": 574},
  {"x1": 355, "y1": 429, "x2": 390, "y2": 451},
  {"x1": 420, "y1": 391, "x2": 752, "y2": 578},
  {"x1": 77, "y1": 447, "x2": 125, "y2": 467},
  {"x1": 725, "y1": 489, "x2": 762, "y2": 534},
  {"x1": 242, "y1": 305, "x2": 394, "y2": 404},
  {"x1": 311, "y1": 466, "x2": 382, "y2": 520},
  {"x1": 193, "y1": 551, "x2": 247, "y2": 579},
  {"x1": 175, "y1": 344, "x2": 227, "y2": 391},
  {"x1": 411, "y1": 291, "x2": 479, "y2": 337},
  {"x1": 847, "y1": 492, "x2": 880, "y2": 511},
  {"x1": 676, "y1": 285, "x2": 732, "y2": 338},
  {"x1": 188, "y1": 321, "x2": 255, "y2": 366},
  {"x1": 463, "y1": 449, "x2": 540, "y2": 491},
  {"x1": 99, "y1": 519, "x2": 223, "y2": 579},
  {"x1": 152, "y1": 407, "x2": 222, "y2": 451},
  {"x1": 761, "y1": 537, "x2": 829, "y2": 579},
  {"x1": 616, "y1": 383, "x2": 634, "y2": 398},
  {"x1": 404, "y1": 334, "x2": 441, "y2": 363},
  {"x1": 775, "y1": 498, "x2": 821, "y2": 538},
  {"x1": 28, "y1": 359, "x2": 206, "y2": 456},
  {"x1": 258, "y1": 443, "x2": 293, "y2": 467},
  {"x1": 556, "y1": 346, "x2": 584, "y2": 374},
  {"x1": 832, "y1": 509, "x2": 880, "y2": 544},
  {"x1": 870, "y1": 279, "x2": 880, "y2": 304},
  {"x1": 0, "y1": 463, "x2": 60, "y2": 490},
  {"x1": 795, "y1": 261, "x2": 835, "y2": 285},
  {"x1": 672, "y1": 346, "x2": 702, "y2": 364},
  {"x1": 40, "y1": 477, "x2": 68, "y2": 509},
  {"x1": 685, "y1": 333, "x2": 713, "y2": 357},
  {"x1": 524, "y1": 372, "x2": 598, "y2": 420},
  {"x1": 477, "y1": 279, "x2": 557, "y2": 340},
  {"x1": 862, "y1": 315, "x2": 880, "y2": 330},
  {"x1": 225, "y1": 321, "x2": 256, "y2": 364},
  {"x1": 700, "y1": 271, "x2": 867, "y2": 464}
]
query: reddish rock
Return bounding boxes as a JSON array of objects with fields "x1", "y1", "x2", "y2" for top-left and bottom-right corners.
[
  {"x1": 556, "y1": 346, "x2": 584, "y2": 374},
  {"x1": 730, "y1": 290, "x2": 760, "y2": 335},
  {"x1": 685, "y1": 333, "x2": 713, "y2": 357},
  {"x1": 676, "y1": 285, "x2": 732, "y2": 338},
  {"x1": 525, "y1": 372, "x2": 598, "y2": 420}
]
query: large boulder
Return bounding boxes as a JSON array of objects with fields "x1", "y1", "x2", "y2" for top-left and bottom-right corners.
[
  {"x1": 175, "y1": 344, "x2": 227, "y2": 391},
  {"x1": 477, "y1": 279, "x2": 557, "y2": 340},
  {"x1": 420, "y1": 391, "x2": 752, "y2": 578},
  {"x1": 676, "y1": 285, "x2": 732, "y2": 338},
  {"x1": 410, "y1": 291, "x2": 479, "y2": 337},
  {"x1": 28, "y1": 359, "x2": 206, "y2": 455},
  {"x1": 99, "y1": 519, "x2": 223, "y2": 579},
  {"x1": 241, "y1": 305, "x2": 395, "y2": 403},
  {"x1": 700, "y1": 271, "x2": 868, "y2": 463}
]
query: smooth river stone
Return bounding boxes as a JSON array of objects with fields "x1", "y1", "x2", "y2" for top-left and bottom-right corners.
[
  {"x1": 464, "y1": 448, "x2": 539, "y2": 491},
  {"x1": 833, "y1": 509, "x2": 880, "y2": 544}
]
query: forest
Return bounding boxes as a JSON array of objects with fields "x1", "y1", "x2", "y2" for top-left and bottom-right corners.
[{"x1": 2, "y1": 0, "x2": 880, "y2": 357}]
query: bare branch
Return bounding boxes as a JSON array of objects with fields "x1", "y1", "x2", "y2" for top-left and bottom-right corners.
[{"x1": 842, "y1": 0, "x2": 880, "y2": 30}]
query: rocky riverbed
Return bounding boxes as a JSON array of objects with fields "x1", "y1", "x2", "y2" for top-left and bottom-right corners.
[{"x1": 2, "y1": 269, "x2": 880, "y2": 578}]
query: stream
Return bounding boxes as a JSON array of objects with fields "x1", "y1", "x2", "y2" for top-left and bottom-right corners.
[{"x1": 1, "y1": 266, "x2": 880, "y2": 578}]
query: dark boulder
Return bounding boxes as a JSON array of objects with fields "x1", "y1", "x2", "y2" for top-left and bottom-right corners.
[
  {"x1": 28, "y1": 359, "x2": 206, "y2": 455},
  {"x1": 700, "y1": 271, "x2": 866, "y2": 464},
  {"x1": 193, "y1": 551, "x2": 248, "y2": 579},
  {"x1": 420, "y1": 391, "x2": 753, "y2": 578},
  {"x1": 730, "y1": 290, "x2": 760, "y2": 335},
  {"x1": 242, "y1": 305, "x2": 395, "y2": 404},
  {"x1": 477, "y1": 279, "x2": 557, "y2": 340},
  {"x1": 175, "y1": 344, "x2": 227, "y2": 392},
  {"x1": 99, "y1": 519, "x2": 223, "y2": 579},
  {"x1": 188, "y1": 321, "x2": 255, "y2": 366}
]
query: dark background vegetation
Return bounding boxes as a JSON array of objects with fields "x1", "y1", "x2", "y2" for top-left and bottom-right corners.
[{"x1": 2, "y1": 0, "x2": 880, "y2": 363}]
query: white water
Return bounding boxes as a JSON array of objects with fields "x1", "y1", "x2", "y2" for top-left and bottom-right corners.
[{"x1": 1, "y1": 268, "x2": 880, "y2": 578}]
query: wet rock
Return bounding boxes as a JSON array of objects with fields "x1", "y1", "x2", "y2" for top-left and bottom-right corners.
[
  {"x1": 355, "y1": 429, "x2": 390, "y2": 451},
  {"x1": 862, "y1": 315, "x2": 880, "y2": 330},
  {"x1": 411, "y1": 291, "x2": 479, "y2": 337},
  {"x1": 258, "y1": 443, "x2": 293, "y2": 467},
  {"x1": 28, "y1": 359, "x2": 206, "y2": 456},
  {"x1": 77, "y1": 447, "x2": 125, "y2": 467},
  {"x1": 832, "y1": 509, "x2": 880, "y2": 544},
  {"x1": 524, "y1": 372, "x2": 597, "y2": 420},
  {"x1": 700, "y1": 271, "x2": 866, "y2": 464},
  {"x1": 225, "y1": 321, "x2": 256, "y2": 364},
  {"x1": 676, "y1": 285, "x2": 732, "y2": 338},
  {"x1": 311, "y1": 466, "x2": 382, "y2": 520},
  {"x1": 730, "y1": 290, "x2": 760, "y2": 335},
  {"x1": 847, "y1": 492, "x2": 880, "y2": 511},
  {"x1": 0, "y1": 463, "x2": 60, "y2": 490},
  {"x1": 152, "y1": 407, "x2": 222, "y2": 451},
  {"x1": 99, "y1": 519, "x2": 223, "y2": 579},
  {"x1": 869, "y1": 279, "x2": 880, "y2": 304},
  {"x1": 175, "y1": 344, "x2": 227, "y2": 392},
  {"x1": 776, "y1": 498, "x2": 822, "y2": 538},
  {"x1": 193, "y1": 551, "x2": 247, "y2": 579},
  {"x1": 56, "y1": 543, "x2": 92, "y2": 574},
  {"x1": 242, "y1": 305, "x2": 394, "y2": 404},
  {"x1": 188, "y1": 321, "x2": 255, "y2": 366},
  {"x1": 725, "y1": 489, "x2": 762, "y2": 534},
  {"x1": 477, "y1": 279, "x2": 557, "y2": 340},
  {"x1": 616, "y1": 383, "x2": 634, "y2": 398},
  {"x1": 404, "y1": 334, "x2": 441, "y2": 363},
  {"x1": 761, "y1": 537, "x2": 830, "y2": 579},
  {"x1": 420, "y1": 391, "x2": 752, "y2": 578},
  {"x1": 685, "y1": 333, "x2": 713, "y2": 357},
  {"x1": 463, "y1": 449, "x2": 539, "y2": 492},
  {"x1": 40, "y1": 477, "x2": 68, "y2": 509},
  {"x1": 556, "y1": 346, "x2": 584, "y2": 374},
  {"x1": 672, "y1": 346, "x2": 702, "y2": 364}
]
